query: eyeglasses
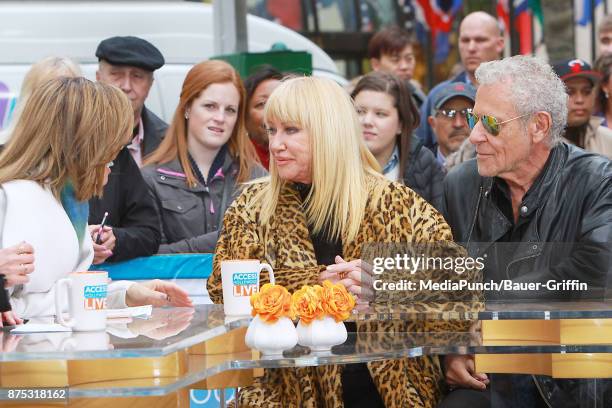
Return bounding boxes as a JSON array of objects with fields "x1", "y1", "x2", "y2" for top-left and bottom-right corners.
[
  {"x1": 436, "y1": 108, "x2": 473, "y2": 120},
  {"x1": 466, "y1": 112, "x2": 531, "y2": 136}
]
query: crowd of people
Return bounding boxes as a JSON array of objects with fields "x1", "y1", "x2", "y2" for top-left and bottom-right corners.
[{"x1": 0, "y1": 9, "x2": 610, "y2": 408}]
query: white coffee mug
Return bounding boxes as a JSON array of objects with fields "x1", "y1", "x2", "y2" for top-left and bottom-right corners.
[
  {"x1": 221, "y1": 260, "x2": 275, "y2": 316},
  {"x1": 54, "y1": 271, "x2": 108, "y2": 331}
]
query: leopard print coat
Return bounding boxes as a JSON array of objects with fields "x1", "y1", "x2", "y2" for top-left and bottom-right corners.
[{"x1": 208, "y1": 175, "x2": 481, "y2": 408}]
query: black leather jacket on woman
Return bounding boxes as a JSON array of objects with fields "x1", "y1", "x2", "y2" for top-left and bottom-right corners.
[{"x1": 442, "y1": 142, "x2": 611, "y2": 301}]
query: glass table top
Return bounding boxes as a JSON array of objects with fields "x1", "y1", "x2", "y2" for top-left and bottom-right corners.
[
  {"x1": 1, "y1": 302, "x2": 610, "y2": 398},
  {"x1": 1, "y1": 301, "x2": 611, "y2": 362}
]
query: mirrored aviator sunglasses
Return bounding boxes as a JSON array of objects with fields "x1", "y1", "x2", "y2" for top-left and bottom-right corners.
[{"x1": 466, "y1": 112, "x2": 531, "y2": 136}]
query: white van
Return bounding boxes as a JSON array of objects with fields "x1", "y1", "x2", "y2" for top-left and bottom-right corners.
[{"x1": 0, "y1": 1, "x2": 345, "y2": 128}]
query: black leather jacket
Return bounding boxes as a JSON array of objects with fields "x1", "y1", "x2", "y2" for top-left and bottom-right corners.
[{"x1": 442, "y1": 143, "x2": 612, "y2": 301}]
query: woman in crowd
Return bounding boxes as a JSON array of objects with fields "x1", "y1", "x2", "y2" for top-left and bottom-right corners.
[
  {"x1": 0, "y1": 77, "x2": 191, "y2": 318},
  {"x1": 595, "y1": 53, "x2": 612, "y2": 128},
  {"x1": 143, "y1": 60, "x2": 263, "y2": 253},
  {"x1": 351, "y1": 71, "x2": 445, "y2": 210},
  {"x1": 244, "y1": 66, "x2": 283, "y2": 169},
  {"x1": 0, "y1": 57, "x2": 81, "y2": 144},
  {"x1": 207, "y1": 76, "x2": 471, "y2": 407}
]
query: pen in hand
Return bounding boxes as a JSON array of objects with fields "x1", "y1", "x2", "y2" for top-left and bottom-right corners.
[{"x1": 96, "y1": 211, "x2": 109, "y2": 245}]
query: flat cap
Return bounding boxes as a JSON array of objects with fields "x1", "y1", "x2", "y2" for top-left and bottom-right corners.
[{"x1": 96, "y1": 36, "x2": 164, "y2": 71}]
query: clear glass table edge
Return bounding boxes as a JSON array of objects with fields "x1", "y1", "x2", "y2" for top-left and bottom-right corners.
[
  {"x1": 65, "y1": 342, "x2": 612, "y2": 398},
  {"x1": 4, "y1": 300, "x2": 612, "y2": 362},
  {"x1": 0, "y1": 315, "x2": 251, "y2": 362}
]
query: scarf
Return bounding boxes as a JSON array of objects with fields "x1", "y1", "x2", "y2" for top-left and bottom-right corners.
[{"x1": 59, "y1": 180, "x2": 89, "y2": 244}]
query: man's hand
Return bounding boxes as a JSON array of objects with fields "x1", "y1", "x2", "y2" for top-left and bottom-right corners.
[
  {"x1": 126, "y1": 280, "x2": 193, "y2": 308},
  {"x1": 0, "y1": 242, "x2": 34, "y2": 287},
  {"x1": 444, "y1": 354, "x2": 489, "y2": 390},
  {"x1": 88, "y1": 225, "x2": 116, "y2": 264}
]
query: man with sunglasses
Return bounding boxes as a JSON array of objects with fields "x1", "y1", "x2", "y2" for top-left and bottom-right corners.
[
  {"x1": 416, "y1": 11, "x2": 504, "y2": 152},
  {"x1": 439, "y1": 56, "x2": 612, "y2": 408},
  {"x1": 446, "y1": 57, "x2": 612, "y2": 171},
  {"x1": 427, "y1": 82, "x2": 476, "y2": 168}
]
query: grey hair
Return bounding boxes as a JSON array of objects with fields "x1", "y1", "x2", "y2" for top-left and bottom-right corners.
[{"x1": 475, "y1": 55, "x2": 567, "y2": 145}]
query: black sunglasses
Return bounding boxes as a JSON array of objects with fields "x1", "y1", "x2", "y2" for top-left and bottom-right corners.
[{"x1": 436, "y1": 108, "x2": 473, "y2": 120}]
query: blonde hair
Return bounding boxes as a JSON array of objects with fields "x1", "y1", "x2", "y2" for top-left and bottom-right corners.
[
  {"x1": 256, "y1": 76, "x2": 382, "y2": 242},
  {"x1": 144, "y1": 60, "x2": 258, "y2": 186},
  {"x1": 2, "y1": 57, "x2": 82, "y2": 140},
  {"x1": 0, "y1": 77, "x2": 133, "y2": 201}
]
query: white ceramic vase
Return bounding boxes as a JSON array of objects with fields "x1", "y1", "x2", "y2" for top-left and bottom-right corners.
[
  {"x1": 245, "y1": 315, "x2": 298, "y2": 355},
  {"x1": 296, "y1": 316, "x2": 347, "y2": 351}
]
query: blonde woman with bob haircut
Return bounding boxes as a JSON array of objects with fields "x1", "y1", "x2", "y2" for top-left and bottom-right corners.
[
  {"x1": 0, "y1": 56, "x2": 81, "y2": 144},
  {"x1": 207, "y1": 76, "x2": 459, "y2": 407},
  {"x1": 0, "y1": 77, "x2": 192, "y2": 319}
]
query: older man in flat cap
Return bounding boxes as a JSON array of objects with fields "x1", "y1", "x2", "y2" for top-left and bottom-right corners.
[
  {"x1": 88, "y1": 36, "x2": 163, "y2": 265},
  {"x1": 96, "y1": 35, "x2": 168, "y2": 163}
]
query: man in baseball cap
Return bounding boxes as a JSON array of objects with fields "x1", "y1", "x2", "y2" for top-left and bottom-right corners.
[
  {"x1": 427, "y1": 82, "x2": 476, "y2": 167},
  {"x1": 88, "y1": 36, "x2": 164, "y2": 266},
  {"x1": 552, "y1": 58, "x2": 612, "y2": 158}
]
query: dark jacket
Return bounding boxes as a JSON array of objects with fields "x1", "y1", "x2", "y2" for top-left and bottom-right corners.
[
  {"x1": 142, "y1": 147, "x2": 266, "y2": 253},
  {"x1": 141, "y1": 106, "x2": 168, "y2": 157},
  {"x1": 0, "y1": 277, "x2": 10, "y2": 312},
  {"x1": 402, "y1": 136, "x2": 445, "y2": 211},
  {"x1": 442, "y1": 143, "x2": 612, "y2": 300},
  {"x1": 89, "y1": 147, "x2": 161, "y2": 262}
]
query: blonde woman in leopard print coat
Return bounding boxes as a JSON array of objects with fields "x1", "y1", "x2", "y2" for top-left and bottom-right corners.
[{"x1": 208, "y1": 76, "x2": 481, "y2": 408}]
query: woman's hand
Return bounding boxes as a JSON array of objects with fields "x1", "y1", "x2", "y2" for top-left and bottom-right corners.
[
  {"x1": 1, "y1": 310, "x2": 23, "y2": 327},
  {"x1": 0, "y1": 242, "x2": 34, "y2": 287},
  {"x1": 320, "y1": 256, "x2": 374, "y2": 302},
  {"x1": 0, "y1": 331, "x2": 22, "y2": 352},
  {"x1": 126, "y1": 279, "x2": 194, "y2": 308},
  {"x1": 88, "y1": 225, "x2": 115, "y2": 264},
  {"x1": 128, "y1": 308, "x2": 195, "y2": 340}
]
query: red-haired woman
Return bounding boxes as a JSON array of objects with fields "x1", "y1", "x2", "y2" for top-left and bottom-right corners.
[{"x1": 143, "y1": 60, "x2": 264, "y2": 253}]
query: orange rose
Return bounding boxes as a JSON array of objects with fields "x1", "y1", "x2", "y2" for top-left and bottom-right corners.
[
  {"x1": 250, "y1": 283, "x2": 293, "y2": 323},
  {"x1": 292, "y1": 285, "x2": 325, "y2": 324},
  {"x1": 320, "y1": 280, "x2": 356, "y2": 322}
]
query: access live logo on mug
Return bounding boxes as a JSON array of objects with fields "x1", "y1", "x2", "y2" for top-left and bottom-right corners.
[
  {"x1": 84, "y1": 284, "x2": 108, "y2": 310},
  {"x1": 232, "y1": 272, "x2": 259, "y2": 297},
  {"x1": 221, "y1": 260, "x2": 275, "y2": 316}
]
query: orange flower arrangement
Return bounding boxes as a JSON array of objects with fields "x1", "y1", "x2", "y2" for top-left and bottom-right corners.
[
  {"x1": 292, "y1": 280, "x2": 356, "y2": 323},
  {"x1": 292, "y1": 285, "x2": 325, "y2": 324},
  {"x1": 250, "y1": 283, "x2": 294, "y2": 323},
  {"x1": 320, "y1": 280, "x2": 356, "y2": 322}
]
